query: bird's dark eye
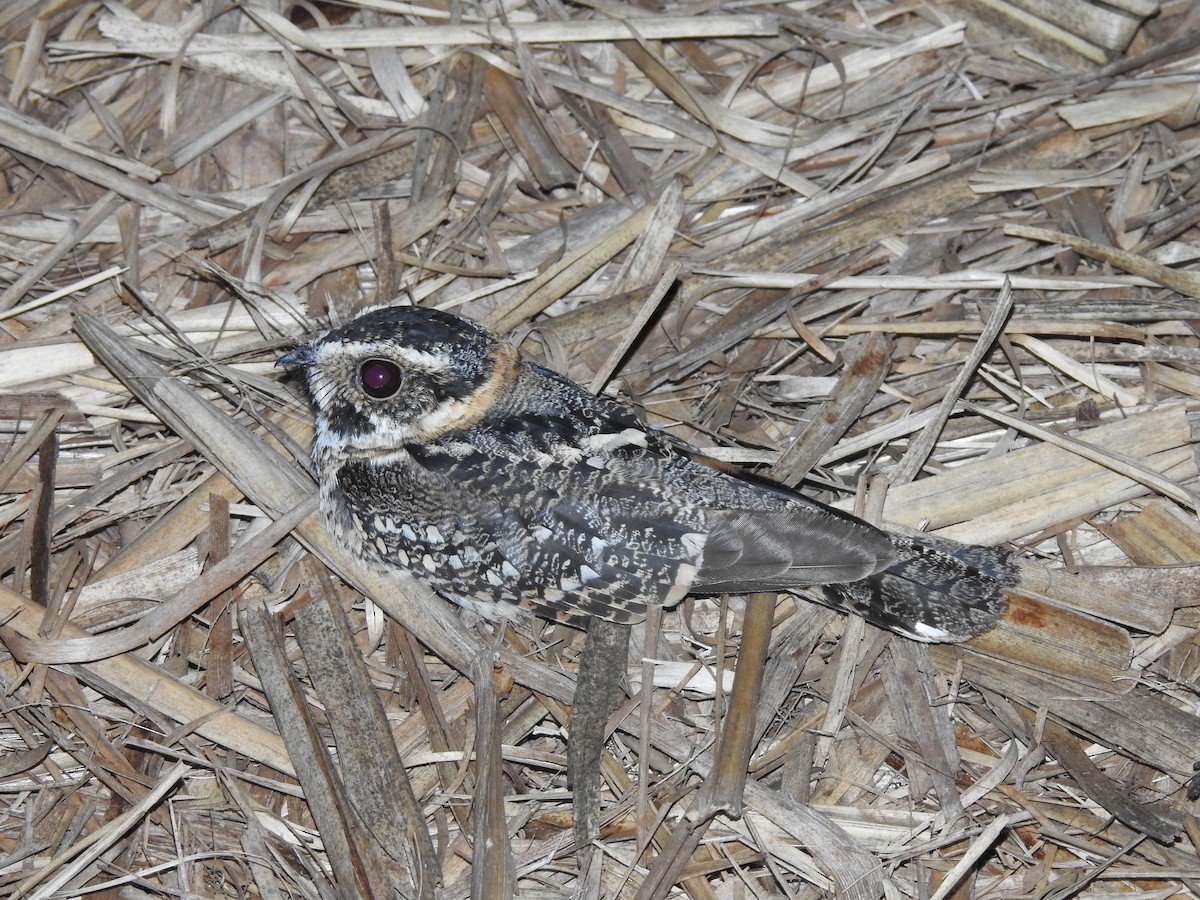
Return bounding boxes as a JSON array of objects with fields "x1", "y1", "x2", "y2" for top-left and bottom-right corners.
[{"x1": 359, "y1": 358, "x2": 403, "y2": 399}]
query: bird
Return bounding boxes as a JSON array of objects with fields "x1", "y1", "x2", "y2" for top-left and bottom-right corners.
[{"x1": 277, "y1": 304, "x2": 1016, "y2": 642}]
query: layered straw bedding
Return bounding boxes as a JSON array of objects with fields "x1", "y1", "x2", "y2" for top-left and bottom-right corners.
[{"x1": 2, "y1": 1, "x2": 1200, "y2": 897}]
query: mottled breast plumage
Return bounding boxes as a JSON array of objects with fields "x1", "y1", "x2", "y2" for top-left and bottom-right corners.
[{"x1": 279, "y1": 304, "x2": 1012, "y2": 640}]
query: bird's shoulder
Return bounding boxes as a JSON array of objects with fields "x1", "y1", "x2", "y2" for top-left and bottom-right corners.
[{"x1": 409, "y1": 361, "x2": 676, "y2": 477}]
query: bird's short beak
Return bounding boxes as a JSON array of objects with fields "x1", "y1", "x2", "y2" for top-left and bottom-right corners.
[{"x1": 277, "y1": 346, "x2": 317, "y2": 368}]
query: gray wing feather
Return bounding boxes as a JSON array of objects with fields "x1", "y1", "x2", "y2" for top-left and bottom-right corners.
[{"x1": 694, "y1": 508, "x2": 896, "y2": 592}]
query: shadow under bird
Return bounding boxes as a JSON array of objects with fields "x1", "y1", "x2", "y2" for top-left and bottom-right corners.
[{"x1": 278, "y1": 304, "x2": 1016, "y2": 642}]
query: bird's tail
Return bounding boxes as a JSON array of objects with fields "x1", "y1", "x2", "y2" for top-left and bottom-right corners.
[{"x1": 821, "y1": 534, "x2": 1017, "y2": 642}]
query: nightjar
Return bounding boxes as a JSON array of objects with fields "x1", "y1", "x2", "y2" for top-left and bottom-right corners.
[{"x1": 278, "y1": 305, "x2": 1015, "y2": 641}]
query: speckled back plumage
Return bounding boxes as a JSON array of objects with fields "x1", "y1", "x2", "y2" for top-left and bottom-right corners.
[{"x1": 279, "y1": 305, "x2": 1014, "y2": 641}]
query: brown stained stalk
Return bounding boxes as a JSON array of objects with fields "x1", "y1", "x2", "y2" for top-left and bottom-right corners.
[
  {"x1": 772, "y1": 332, "x2": 893, "y2": 487},
  {"x1": 742, "y1": 607, "x2": 836, "y2": 783},
  {"x1": 205, "y1": 493, "x2": 234, "y2": 700},
  {"x1": 290, "y1": 559, "x2": 439, "y2": 896},
  {"x1": 469, "y1": 652, "x2": 517, "y2": 900},
  {"x1": 950, "y1": 593, "x2": 1134, "y2": 699},
  {"x1": 483, "y1": 65, "x2": 574, "y2": 192},
  {"x1": 240, "y1": 603, "x2": 391, "y2": 900},
  {"x1": 697, "y1": 592, "x2": 774, "y2": 818},
  {"x1": 1012, "y1": 561, "x2": 1173, "y2": 634},
  {"x1": 633, "y1": 592, "x2": 773, "y2": 900},
  {"x1": 1040, "y1": 719, "x2": 1180, "y2": 843},
  {"x1": 23, "y1": 421, "x2": 69, "y2": 704}
]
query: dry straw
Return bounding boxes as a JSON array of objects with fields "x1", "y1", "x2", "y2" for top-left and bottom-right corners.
[{"x1": 2, "y1": 1, "x2": 1200, "y2": 898}]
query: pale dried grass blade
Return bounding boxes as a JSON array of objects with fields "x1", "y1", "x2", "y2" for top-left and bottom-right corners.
[
  {"x1": 964, "y1": 400, "x2": 1197, "y2": 510},
  {"x1": 892, "y1": 278, "x2": 1015, "y2": 484},
  {"x1": 29, "y1": 498, "x2": 311, "y2": 664},
  {"x1": 861, "y1": 405, "x2": 1196, "y2": 543},
  {"x1": 1007, "y1": 222, "x2": 1200, "y2": 298},
  {"x1": 67, "y1": 12, "x2": 780, "y2": 54},
  {"x1": 8, "y1": 762, "x2": 190, "y2": 900},
  {"x1": 0, "y1": 582, "x2": 293, "y2": 773}
]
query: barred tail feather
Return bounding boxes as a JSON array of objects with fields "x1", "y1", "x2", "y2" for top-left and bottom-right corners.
[{"x1": 820, "y1": 536, "x2": 1017, "y2": 642}]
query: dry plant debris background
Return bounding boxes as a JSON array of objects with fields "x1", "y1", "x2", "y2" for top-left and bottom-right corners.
[{"x1": 2, "y1": 0, "x2": 1200, "y2": 897}]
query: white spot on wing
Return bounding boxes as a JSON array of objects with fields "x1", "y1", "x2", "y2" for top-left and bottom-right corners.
[
  {"x1": 665, "y1": 562, "x2": 698, "y2": 604},
  {"x1": 581, "y1": 428, "x2": 649, "y2": 453},
  {"x1": 910, "y1": 621, "x2": 949, "y2": 641},
  {"x1": 681, "y1": 532, "x2": 706, "y2": 559}
]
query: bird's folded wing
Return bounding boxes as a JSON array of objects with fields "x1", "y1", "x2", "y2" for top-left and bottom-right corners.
[{"x1": 694, "y1": 508, "x2": 897, "y2": 592}]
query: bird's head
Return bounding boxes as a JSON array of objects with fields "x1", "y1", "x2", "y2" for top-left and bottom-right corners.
[{"x1": 278, "y1": 305, "x2": 520, "y2": 454}]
